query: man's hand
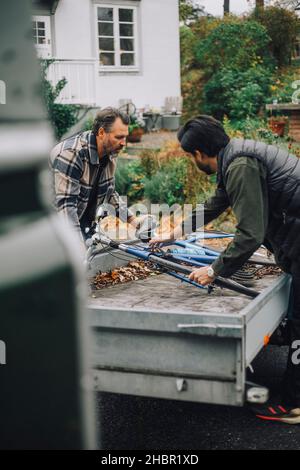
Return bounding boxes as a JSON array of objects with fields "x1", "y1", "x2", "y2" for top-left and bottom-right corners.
[
  {"x1": 189, "y1": 266, "x2": 215, "y2": 286},
  {"x1": 149, "y1": 225, "x2": 183, "y2": 249}
]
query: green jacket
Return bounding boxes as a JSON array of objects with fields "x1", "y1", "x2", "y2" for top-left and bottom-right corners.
[{"x1": 187, "y1": 156, "x2": 268, "y2": 277}]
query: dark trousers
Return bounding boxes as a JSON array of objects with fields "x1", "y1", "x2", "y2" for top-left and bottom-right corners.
[{"x1": 282, "y1": 262, "x2": 300, "y2": 407}]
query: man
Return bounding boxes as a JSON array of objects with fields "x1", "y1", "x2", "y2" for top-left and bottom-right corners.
[
  {"x1": 50, "y1": 107, "x2": 140, "y2": 243},
  {"x1": 150, "y1": 115, "x2": 300, "y2": 424}
]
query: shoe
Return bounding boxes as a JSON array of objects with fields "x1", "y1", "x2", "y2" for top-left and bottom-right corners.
[{"x1": 251, "y1": 403, "x2": 300, "y2": 424}]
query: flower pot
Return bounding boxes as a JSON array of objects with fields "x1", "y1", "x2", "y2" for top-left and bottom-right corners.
[
  {"x1": 162, "y1": 114, "x2": 181, "y2": 131},
  {"x1": 268, "y1": 119, "x2": 287, "y2": 137},
  {"x1": 127, "y1": 127, "x2": 144, "y2": 143}
]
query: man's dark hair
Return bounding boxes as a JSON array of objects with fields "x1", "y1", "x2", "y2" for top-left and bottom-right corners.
[
  {"x1": 177, "y1": 115, "x2": 230, "y2": 157},
  {"x1": 92, "y1": 107, "x2": 129, "y2": 135}
]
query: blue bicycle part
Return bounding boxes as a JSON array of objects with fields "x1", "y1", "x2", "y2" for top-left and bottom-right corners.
[
  {"x1": 174, "y1": 240, "x2": 221, "y2": 257},
  {"x1": 187, "y1": 232, "x2": 235, "y2": 242},
  {"x1": 167, "y1": 247, "x2": 207, "y2": 255},
  {"x1": 97, "y1": 237, "x2": 259, "y2": 298},
  {"x1": 170, "y1": 254, "x2": 217, "y2": 263}
]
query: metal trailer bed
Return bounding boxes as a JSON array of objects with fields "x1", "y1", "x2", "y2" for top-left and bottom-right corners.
[{"x1": 87, "y1": 247, "x2": 291, "y2": 407}]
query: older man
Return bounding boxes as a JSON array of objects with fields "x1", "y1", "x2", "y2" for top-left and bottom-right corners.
[{"x1": 50, "y1": 107, "x2": 139, "y2": 242}]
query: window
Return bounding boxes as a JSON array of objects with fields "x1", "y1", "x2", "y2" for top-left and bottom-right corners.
[
  {"x1": 32, "y1": 20, "x2": 46, "y2": 45},
  {"x1": 32, "y1": 16, "x2": 52, "y2": 59},
  {"x1": 97, "y1": 5, "x2": 138, "y2": 69}
]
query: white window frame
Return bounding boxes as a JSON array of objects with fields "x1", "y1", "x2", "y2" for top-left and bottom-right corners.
[
  {"x1": 32, "y1": 15, "x2": 52, "y2": 59},
  {"x1": 95, "y1": 3, "x2": 139, "y2": 72}
]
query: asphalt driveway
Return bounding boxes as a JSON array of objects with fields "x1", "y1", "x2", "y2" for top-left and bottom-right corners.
[{"x1": 97, "y1": 345, "x2": 300, "y2": 450}]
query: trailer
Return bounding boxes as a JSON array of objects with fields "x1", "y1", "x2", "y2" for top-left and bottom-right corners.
[{"x1": 87, "y1": 245, "x2": 291, "y2": 407}]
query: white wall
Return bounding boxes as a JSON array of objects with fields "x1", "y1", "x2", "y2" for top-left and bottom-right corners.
[
  {"x1": 52, "y1": 0, "x2": 181, "y2": 109},
  {"x1": 54, "y1": 0, "x2": 93, "y2": 58},
  {"x1": 96, "y1": 0, "x2": 181, "y2": 108}
]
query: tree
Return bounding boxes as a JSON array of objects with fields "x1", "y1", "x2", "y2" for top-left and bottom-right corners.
[
  {"x1": 252, "y1": 6, "x2": 299, "y2": 66},
  {"x1": 179, "y1": 0, "x2": 205, "y2": 25},
  {"x1": 195, "y1": 18, "x2": 274, "y2": 120},
  {"x1": 224, "y1": 0, "x2": 230, "y2": 15},
  {"x1": 195, "y1": 19, "x2": 272, "y2": 74}
]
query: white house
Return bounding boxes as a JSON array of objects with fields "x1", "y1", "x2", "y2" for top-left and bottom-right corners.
[{"x1": 31, "y1": 0, "x2": 181, "y2": 112}]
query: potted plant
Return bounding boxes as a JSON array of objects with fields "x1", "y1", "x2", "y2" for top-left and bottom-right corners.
[
  {"x1": 268, "y1": 115, "x2": 288, "y2": 137},
  {"x1": 127, "y1": 114, "x2": 145, "y2": 143}
]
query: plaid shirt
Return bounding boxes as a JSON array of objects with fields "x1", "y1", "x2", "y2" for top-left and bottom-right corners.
[{"x1": 50, "y1": 130, "x2": 132, "y2": 240}]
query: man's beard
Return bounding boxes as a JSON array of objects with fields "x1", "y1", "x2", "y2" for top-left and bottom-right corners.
[
  {"x1": 196, "y1": 162, "x2": 215, "y2": 175},
  {"x1": 104, "y1": 141, "x2": 122, "y2": 155}
]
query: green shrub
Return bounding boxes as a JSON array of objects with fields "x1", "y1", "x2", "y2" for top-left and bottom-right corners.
[
  {"x1": 229, "y1": 83, "x2": 264, "y2": 120},
  {"x1": 143, "y1": 158, "x2": 188, "y2": 206},
  {"x1": 222, "y1": 116, "x2": 290, "y2": 146},
  {"x1": 141, "y1": 143, "x2": 216, "y2": 207},
  {"x1": 140, "y1": 149, "x2": 160, "y2": 178},
  {"x1": 116, "y1": 142, "x2": 217, "y2": 209},
  {"x1": 193, "y1": 18, "x2": 275, "y2": 121},
  {"x1": 195, "y1": 18, "x2": 272, "y2": 75},
  {"x1": 115, "y1": 160, "x2": 145, "y2": 205},
  {"x1": 191, "y1": 16, "x2": 222, "y2": 41},
  {"x1": 40, "y1": 60, "x2": 80, "y2": 140},
  {"x1": 203, "y1": 65, "x2": 273, "y2": 120}
]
